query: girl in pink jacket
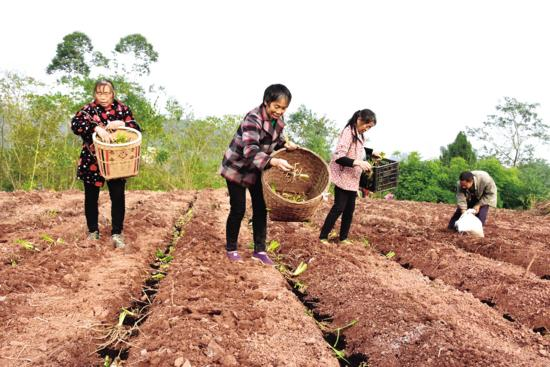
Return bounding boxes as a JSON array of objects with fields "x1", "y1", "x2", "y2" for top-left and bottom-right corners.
[{"x1": 319, "y1": 109, "x2": 377, "y2": 244}]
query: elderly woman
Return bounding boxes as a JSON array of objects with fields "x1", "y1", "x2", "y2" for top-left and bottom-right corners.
[{"x1": 71, "y1": 79, "x2": 141, "y2": 248}]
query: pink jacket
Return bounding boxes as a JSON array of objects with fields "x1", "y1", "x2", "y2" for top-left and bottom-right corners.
[{"x1": 329, "y1": 126, "x2": 364, "y2": 191}]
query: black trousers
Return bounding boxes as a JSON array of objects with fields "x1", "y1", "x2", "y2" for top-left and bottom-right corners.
[
  {"x1": 319, "y1": 185, "x2": 357, "y2": 241},
  {"x1": 84, "y1": 179, "x2": 126, "y2": 235},
  {"x1": 225, "y1": 179, "x2": 266, "y2": 252}
]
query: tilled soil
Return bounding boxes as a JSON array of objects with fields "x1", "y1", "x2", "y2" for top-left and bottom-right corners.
[
  {"x1": 125, "y1": 189, "x2": 338, "y2": 367},
  {"x1": 347, "y1": 199, "x2": 550, "y2": 332},
  {"x1": 1, "y1": 190, "x2": 549, "y2": 366},
  {"x1": 0, "y1": 190, "x2": 196, "y2": 366}
]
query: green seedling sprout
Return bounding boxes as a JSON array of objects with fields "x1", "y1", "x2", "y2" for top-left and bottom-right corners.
[
  {"x1": 40, "y1": 234, "x2": 55, "y2": 244},
  {"x1": 247, "y1": 242, "x2": 254, "y2": 250},
  {"x1": 151, "y1": 273, "x2": 165, "y2": 281},
  {"x1": 104, "y1": 355, "x2": 112, "y2": 367},
  {"x1": 291, "y1": 261, "x2": 308, "y2": 277},
  {"x1": 385, "y1": 251, "x2": 396, "y2": 259},
  {"x1": 293, "y1": 280, "x2": 307, "y2": 294},
  {"x1": 267, "y1": 240, "x2": 280, "y2": 253},
  {"x1": 329, "y1": 319, "x2": 358, "y2": 364},
  {"x1": 118, "y1": 307, "x2": 136, "y2": 326},
  {"x1": 16, "y1": 239, "x2": 38, "y2": 251},
  {"x1": 362, "y1": 238, "x2": 370, "y2": 248}
]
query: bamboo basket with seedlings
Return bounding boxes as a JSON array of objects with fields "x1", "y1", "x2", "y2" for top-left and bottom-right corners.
[
  {"x1": 92, "y1": 127, "x2": 142, "y2": 180},
  {"x1": 262, "y1": 147, "x2": 330, "y2": 221}
]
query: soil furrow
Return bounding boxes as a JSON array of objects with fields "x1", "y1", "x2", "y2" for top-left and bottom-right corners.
[
  {"x1": 345, "y1": 199, "x2": 550, "y2": 332},
  {"x1": 0, "y1": 190, "x2": 195, "y2": 366},
  {"x1": 125, "y1": 189, "x2": 338, "y2": 367},
  {"x1": 269, "y1": 220, "x2": 550, "y2": 367}
]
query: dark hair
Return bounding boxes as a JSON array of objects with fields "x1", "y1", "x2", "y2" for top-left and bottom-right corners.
[
  {"x1": 94, "y1": 79, "x2": 115, "y2": 93},
  {"x1": 345, "y1": 109, "x2": 377, "y2": 142},
  {"x1": 459, "y1": 171, "x2": 474, "y2": 181},
  {"x1": 263, "y1": 84, "x2": 292, "y2": 105}
]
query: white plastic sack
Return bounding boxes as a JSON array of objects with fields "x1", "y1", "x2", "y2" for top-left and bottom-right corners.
[{"x1": 455, "y1": 212, "x2": 484, "y2": 237}]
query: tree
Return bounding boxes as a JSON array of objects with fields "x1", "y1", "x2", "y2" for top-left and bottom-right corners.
[
  {"x1": 517, "y1": 159, "x2": 550, "y2": 208},
  {"x1": 46, "y1": 32, "x2": 108, "y2": 76},
  {"x1": 393, "y1": 152, "x2": 454, "y2": 203},
  {"x1": 440, "y1": 131, "x2": 476, "y2": 166},
  {"x1": 467, "y1": 97, "x2": 550, "y2": 167},
  {"x1": 114, "y1": 34, "x2": 159, "y2": 76},
  {"x1": 285, "y1": 105, "x2": 338, "y2": 161}
]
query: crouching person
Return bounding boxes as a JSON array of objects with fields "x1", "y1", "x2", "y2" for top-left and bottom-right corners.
[{"x1": 448, "y1": 170, "x2": 497, "y2": 230}]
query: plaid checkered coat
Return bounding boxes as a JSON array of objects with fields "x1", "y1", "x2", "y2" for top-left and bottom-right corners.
[{"x1": 219, "y1": 105, "x2": 286, "y2": 187}]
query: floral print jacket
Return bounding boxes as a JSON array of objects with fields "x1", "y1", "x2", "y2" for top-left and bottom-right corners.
[{"x1": 71, "y1": 100, "x2": 141, "y2": 186}]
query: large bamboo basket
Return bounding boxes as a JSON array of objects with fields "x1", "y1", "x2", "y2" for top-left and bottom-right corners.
[
  {"x1": 92, "y1": 127, "x2": 142, "y2": 180},
  {"x1": 262, "y1": 148, "x2": 330, "y2": 222}
]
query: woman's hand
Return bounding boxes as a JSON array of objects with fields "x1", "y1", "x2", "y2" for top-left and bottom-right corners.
[
  {"x1": 270, "y1": 157, "x2": 293, "y2": 172},
  {"x1": 95, "y1": 126, "x2": 112, "y2": 143},
  {"x1": 285, "y1": 141, "x2": 298, "y2": 151},
  {"x1": 354, "y1": 159, "x2": 372, "y2": 172},
  {"x1": 105, "y1": 120, "x2": 125, "y2": 130}
]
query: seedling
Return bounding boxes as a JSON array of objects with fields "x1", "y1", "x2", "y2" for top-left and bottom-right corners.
[
  {"x1": 280, "y1": 191, "x2": 307, "y2": 202},
  {"x1": 100, "y1": 131, "x2": 130, "y2": 144},
  {"x1": 293, "y1": 280, "x2": 307, "y2": 294},
  {"x1": 96, "y1": 308, "x2": 137, "y2": 352},
  {"x1": 40, "y1": 234, "x2": 65, "y2": 246},
  {"x1": 104, "y1": 355, "x2": 112, "y2": 367},
  {"x1": 46, "y1": 209, "x2": 59, "y2": 217},
  {"x1": 15, "y1": 239, "x2": 38, "y2": 251},
  {"x1": 385, "y1": 251, "x2": 396, "y2": 259},
  {"x1": 284, "y1": 163, "x2": 310, "y2": 183},
  {"x1": 362, "y1": 238, "x2": 370, "y2": 248},
  {"x1": 155, "y1": 249, "x2": 173, "y2": 264},
  {"x1": 328, "y1": 319, "x2": 358, "y2": 364},
  {"x1": 247, "y1": 242, "x2": 254, "y2": 250},
  {"x1": 151, "y1": 273, "x2": 165, "y2": 281},
  {"x1": 267, "y1": 240, "x2": 280, "y2": 253},
  {"x1": 291, "y1": 262, "x2": 308, "y2": 277},
  {"x1": 41, "y1": 234, "x2": 54, "y2": 244}
]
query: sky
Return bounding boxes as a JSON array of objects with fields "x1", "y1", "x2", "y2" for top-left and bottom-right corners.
[{"x1": 1, "y1": 0, "x2": 549, "y2": 161}]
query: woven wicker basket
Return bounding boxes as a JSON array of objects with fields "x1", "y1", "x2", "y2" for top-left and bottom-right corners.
[
  {"x1": 262, "y1": 148, "x2": 330, "y2": 222},
  {"x1": 92, "y1": 127, "x2": 142, "y2": 180}
]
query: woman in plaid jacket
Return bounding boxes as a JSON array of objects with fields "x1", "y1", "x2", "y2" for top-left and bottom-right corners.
[{"x1": 219, "y1": 84, "x2": 297, "y2": 265}]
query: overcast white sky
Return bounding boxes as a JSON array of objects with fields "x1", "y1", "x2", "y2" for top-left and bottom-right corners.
[{"x1": 1, "y1": 0, "x2": 549, "y2": 160}]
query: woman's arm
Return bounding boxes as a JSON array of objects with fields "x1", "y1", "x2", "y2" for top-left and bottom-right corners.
[{"x1": 71, "y1": 106, "x2": 98, "y2": 139}]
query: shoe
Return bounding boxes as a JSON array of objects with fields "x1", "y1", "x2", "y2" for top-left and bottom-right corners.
[
  {"x1": 252, "y1": 251, "x2": 274, "y2": 266},
  {"x1": 340, "y1": 239, "x2": 354, "y2": 245},
  {"x1": 87, "y1": 231, "x2": 100, "y2": 240},
  {"x1": 226, "y1": 251, "x2": 243, "y2": 262},
  {"x1": 319, "y1": 238, "x2": 330, "y2": 245},
  {"x1": 112, "y1": 234, "x2": 126, "y2": 249}
]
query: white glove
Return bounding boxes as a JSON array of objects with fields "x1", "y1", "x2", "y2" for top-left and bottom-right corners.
[
  {"x1": 271, "y1": 158, "x2": 292, "y2": 171},
  {"x1": 95, "y1": 126, "x2": 112, "y2": 143},
  {"x1": 105, "y1": 120, "x2": 125, "y2": 130},
  {"x1": 465, "y1": 208, "x2": 476, "y2": 215}
]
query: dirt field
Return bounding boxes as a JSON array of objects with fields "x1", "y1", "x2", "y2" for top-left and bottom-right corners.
[{"x1": 0, "y1": 189, "x2": 548, "y2": 366}]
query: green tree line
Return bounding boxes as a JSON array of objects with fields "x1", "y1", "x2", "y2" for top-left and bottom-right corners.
[{"x1": 1, "y1": 32, "x2": 549, "y2": 210}]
